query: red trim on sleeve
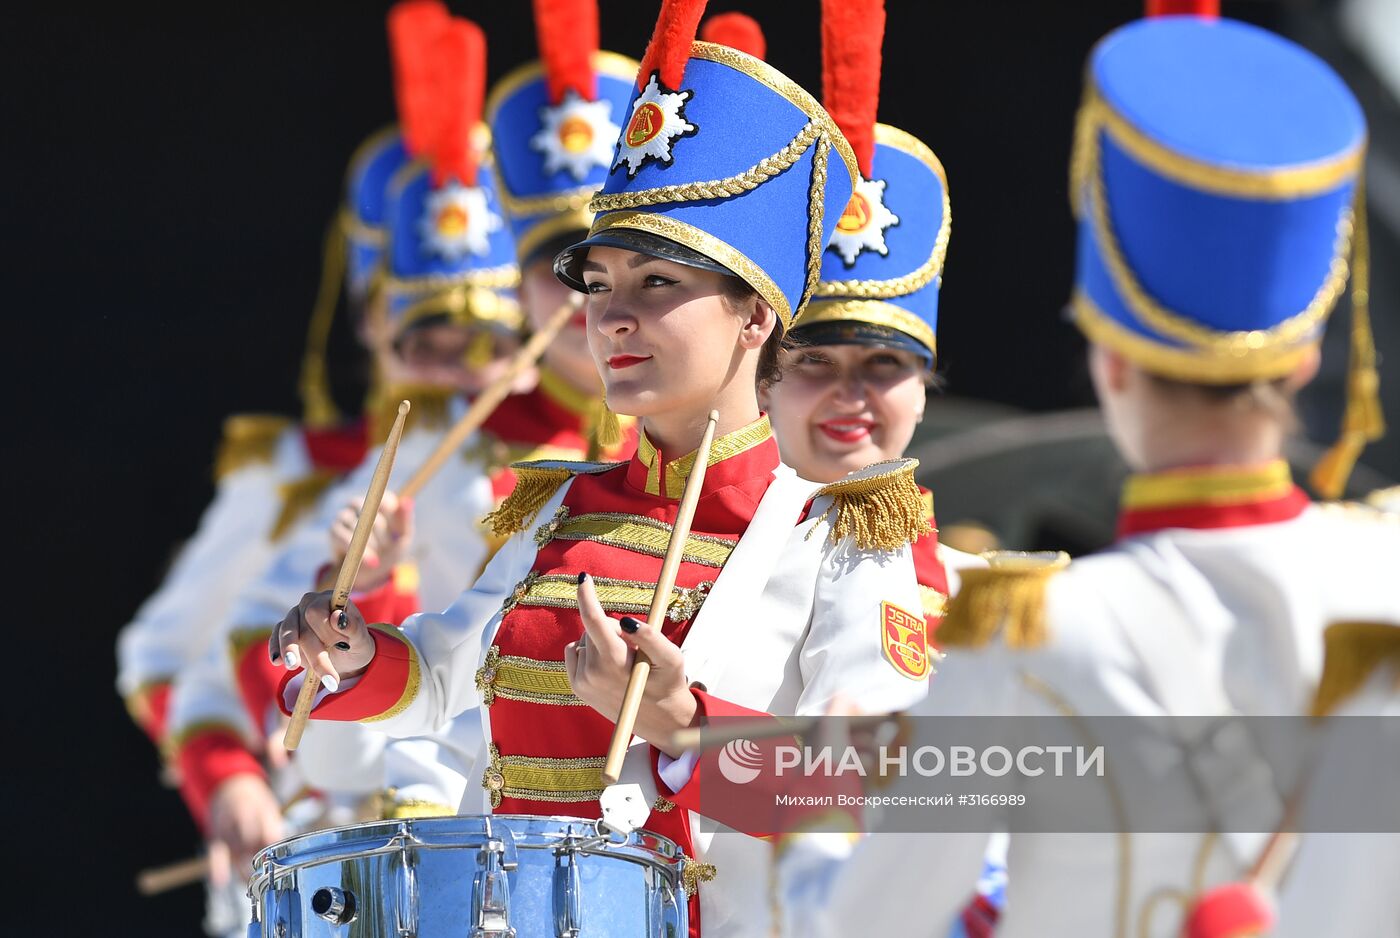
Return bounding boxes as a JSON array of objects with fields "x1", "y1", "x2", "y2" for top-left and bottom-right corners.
[
  {"x1": 135, "y1": 683, "x2": 173, "y2": 745},
  {"x1": 236, "y1": 635, "x2": 283, "y2": 734},
  {"x1": 353, "y1": 573, "x2": 420, "y2": 628},
  {"x1": 276, "y1": 626, "x2": 417, "y2": 722},
  {"x1": 176, "y1": 728, "x2": 266, "y2": 832}
]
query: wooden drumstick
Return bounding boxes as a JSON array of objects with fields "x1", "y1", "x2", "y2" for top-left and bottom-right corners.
[
  {"x1": 669, "y1": 712, "x2": 900, "y2": 752},
  {"x1": 601, "y1": 410, "x2": 720, "y2": 785},
  {"x1": 135, "y1": 855, "x2": 210, "y2": 896},
  {"x1": 399, "y1": 298, "x2": 578, "y2": 500},
  {"x1": 283, "y1": 399, "x2": 412, "y2": 750}
]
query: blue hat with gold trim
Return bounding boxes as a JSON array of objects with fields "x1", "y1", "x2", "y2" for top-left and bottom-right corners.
[
  {"x1": 485, "y1": 0, "x2": 639, "y2": 266},
  {"x1": 791, "y1": 0, "x2": 949, "y2": 369},
  {"x1": 553, "y1": 0, "x2": 859, "y2": 332},
  {"x1": 381, "y1": 17, "x2": 521, "y2": 338},
  {"x1": 1068, "y1": 9, "x2": 1381, "y2": 496}
]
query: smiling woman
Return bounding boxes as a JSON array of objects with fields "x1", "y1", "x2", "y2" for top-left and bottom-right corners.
[{"x1": 266, "y1": 2, "x2": 949, "y2": 934}]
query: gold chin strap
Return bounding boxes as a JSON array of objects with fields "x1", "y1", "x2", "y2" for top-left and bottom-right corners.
[
  {"x1": 298, "y1": 217, "x2": 347, "y2": 429},
  {"x1": 1311, "y1": 178, "x2": 1384, "y2": 499}
]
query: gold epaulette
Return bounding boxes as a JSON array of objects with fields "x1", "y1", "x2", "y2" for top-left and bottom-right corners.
[
  {"x1": 368, "y1": 383, "x2": 457, "y2": 440},
  {"x1": 938, "y1": 551, "x2": 1071, "y2": 649},
  {"x1": 214, "y1": 414, "x2": 293, "y2": 481},
  {"x1": 484, "y1": 459, "x2": 625, "y2": 538},
  {"x1": 810, "y1": 458, "x2": 929, "y2": 551},
  {"x1": 1311, "y1": 621, "x2": 1400, "y2": 717},
  {"x1": 271, "y1": 470, "x2": 339, "y2": 541}
]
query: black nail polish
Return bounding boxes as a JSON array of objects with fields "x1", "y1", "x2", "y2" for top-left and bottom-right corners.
[
  {"x1": 334, "y1": 641, "x2": 351, "y2": 651},
  {"x1": 619, "y1": 616, "x2": 641, "y2": 634},
  {"x1": 577, "y1": 571, "x2": 588, "y2": 585},
  {"x1": 270, "y1": 651, "x2": 281, "y2": 663},
  {"x1": 335, "y1": 609, "x2": 348, "y2": 630}
]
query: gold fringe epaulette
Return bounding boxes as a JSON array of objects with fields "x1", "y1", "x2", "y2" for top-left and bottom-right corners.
[
  {"x1": 270, "y1": 470, "x2": 339, "y2": 541},
  {"x1": 214, "y1": 414, "x2": 293, "y2": 481},
  {"x1": 1311, "y1": 621, "x2": 1400, "y2": 717},
  {"x1": 369, "y1": 383, "x2": 457, "y2": 440},
  {"x1": 938, "y1": 550, "x2": 1071, "y2": 649},
  {"x1": 484, "y1": 459, "x2": 625, "y2": 538},
  {"x1": 811, "y1": 458, "x2": 929, "y2": 552}
]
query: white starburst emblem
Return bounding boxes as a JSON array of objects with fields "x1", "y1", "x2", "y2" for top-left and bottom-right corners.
[
  {"x1": 419, "y1": 182, "x2": 502, "y2": 260},
  {"x1": 613, "y1": 73, "x2": 695, "y2": 177},
  {"x1": 530, "y1": 91, "x2": 621, "y2": 181},
  {"x1": 828, "y1": 177, "x2": 900, "y2": 266}
]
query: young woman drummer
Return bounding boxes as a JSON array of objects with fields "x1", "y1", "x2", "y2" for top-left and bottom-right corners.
[{"x1": 268, "y1": 1, "x2": 938, "y2": 933}]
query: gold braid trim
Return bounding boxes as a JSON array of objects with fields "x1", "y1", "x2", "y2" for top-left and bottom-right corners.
[
  {"x1": 798, "y1": 133, "x2": 831, "y2": 313},
  {"x1": 680, "y1": 853, "x2": 718, "y2": 898},
  {"x1": 589, "y1": 120, "x2": 822, "y2": 212},
  {"x1": 227, "y1": 626, "x2": 272, "y2": 666},
  {"x1": 499, "y1": 185, "x2": 596, "y2": 218},
  {"x1": 938, "y1": 551, "x2": 1071, "y2": 649},
  {"x1": 271, "y1": 471, "x2": 338, "y2": 541},
  {"x1": 1311, "y1": 621, "x2": 1400, "y2": 717},
  {"x1": 809, "y1": 459, "x2": 929, "y2": 552},
  {"x1": 214, "y1": 414, "x2": 292, "y2": 481},
  {"x1": 483, "y1": 460, "x2": 624, "y2": 537},
  {"x1": 369, "y1": 384, "x2": 456, "y2": 440}
]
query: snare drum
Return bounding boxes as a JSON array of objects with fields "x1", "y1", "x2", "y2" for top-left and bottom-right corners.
[{"x1": 248, "y1": 814, "x2": 688, "y2": 937}]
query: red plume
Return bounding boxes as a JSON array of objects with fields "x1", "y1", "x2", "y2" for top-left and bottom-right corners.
[
  {"x1": 1145, "y1": 0, "x2": 1220, "y2": 16},
  {"x1": 387, "y1": 0, "x2": 451, "y2": 157},
  {"x1": 534, "y1": 0, "x2": 600, "y2": 104},
  {"x1": 428, "y1": 18, "x2": 487, "y2": 188},
  {"x1": 700, "y1": 12, "x2": 766, "y2": 61},
  {"x1": 636, "y1": 0, "x2": 708, "y2": 91},
  {"x1": 821, "y1": 0, "x2": 885, "y2": 179}
]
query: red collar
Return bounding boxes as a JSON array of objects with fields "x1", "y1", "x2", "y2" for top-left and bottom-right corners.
[
  {"x1": 1116, "y1": 460, "x2": 1309, "y2": 539},
  {"x1": 626, "y1": 415, "x2": 778, "y2": 500}
]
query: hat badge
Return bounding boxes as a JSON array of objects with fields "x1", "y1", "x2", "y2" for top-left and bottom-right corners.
[
  {"x1": 420, "y1": 181, "x2": 503, "y2": 260},
  {"x1": 829, "y1": 177, "x2": 899, "y2": 266},
  {"x1": 531, "y1": 90, "x2": 622, "y2": 181},
  {"x1": 613, "y1": 73, "x2": 696, "y2": 177}
]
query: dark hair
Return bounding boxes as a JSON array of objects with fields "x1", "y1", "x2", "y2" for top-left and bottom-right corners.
[{"x1": 716, "y1": 276, "x2": 787, "y2": 388}]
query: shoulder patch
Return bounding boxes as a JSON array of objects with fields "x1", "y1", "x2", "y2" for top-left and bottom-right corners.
[
  {"x1": 938, "y1": 550, "x2": 1070, "y2": 649},
  {"x1": 215, "y1": 414, "x2": 293, "y2": 481},
  {"x1": 1311, "y1": 621, "x2": 1400, "y2": 717},
  {"x1": 484, "y1": 459, "x2": 627, "y2": 537},
  {"x1": 882, "y1": 601, "x2": 932, "y2": 680},
  {"x1": 809, "y1": 458, "x2": 930, "y2": 552}
]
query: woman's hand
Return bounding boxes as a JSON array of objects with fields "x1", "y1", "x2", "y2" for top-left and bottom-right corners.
[
  {"x1": 565, "y1": 573, "x2": 699, "y2": 757},
  {"x1": 269, "y1": 591, "x2": 374, "y2": 691},
  {"x1": 329, "y1": 490, "x2": 413, "y2": 592},
  {"x1": 206, "y1": 774, "x2": 284, "y2": 885}
]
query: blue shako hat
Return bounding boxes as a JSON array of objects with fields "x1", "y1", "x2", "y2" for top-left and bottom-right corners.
[
  {"x1": 381, "y1": 17, "x2": 521, "y2": 338},
  {"x1": 485, "y1": 0, "x2": 639, "y2": 266},
  {"x1": 793, "y1": 0, "x2": 948, "y2": 368},
  {"x1": 1069, "y1": 15, "x2": 1366, "y2": 385},
  {"x1": 554, "y1": 0, "x2": 859, "y2": 332}
]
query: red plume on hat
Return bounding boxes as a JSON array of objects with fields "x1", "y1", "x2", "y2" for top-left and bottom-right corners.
[
  {"x1": 636, "y1": 0, "x2": 708, "y2": 91},
  {"x1": 428, "y1": 18, "x2": 488, "y2": 188},
  {"x1": 388, "y1": 0, "x2": 451, "y2": 157},
  {"x1": 534, "y1": 0, "x2": 601, "y2": 104},
  {"x1": 699, "y1": 12, "x2": 766, "y2": 60},
  {"x1": 1145, "y1": 0, "x2": 1220, "y2": 16},
  {"x1": 821, "y1": 0, "x2": 885, "y2": 180}
]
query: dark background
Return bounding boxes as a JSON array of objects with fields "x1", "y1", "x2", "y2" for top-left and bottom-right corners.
[{"x1": 5, "y1": 2, "x2": 1395, "y2": 934}]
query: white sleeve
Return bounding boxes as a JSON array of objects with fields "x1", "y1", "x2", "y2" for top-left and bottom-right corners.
[
  {"x1": 116, "y1": 455, "x2": 286, "y2": 698},
  {"x1": 363, "y1": 484, "x2": 567, "y2": 737},
  {"x1": 167, "y1": 622, "x2": 260, "y2": 745},
  {"x1": 795, "y1": 518, "x2": 932, "y2": 717},
  {"x1": 381, "y1": 711, "x2": 484, "y2": 814}
]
